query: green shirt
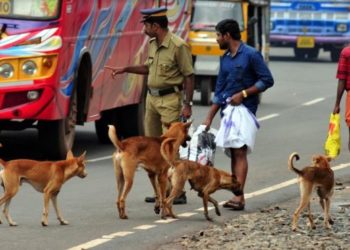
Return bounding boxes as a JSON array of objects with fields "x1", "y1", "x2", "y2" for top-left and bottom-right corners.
[{"x1": 145, "y1": 31, "x2": 194, "y2": 88}]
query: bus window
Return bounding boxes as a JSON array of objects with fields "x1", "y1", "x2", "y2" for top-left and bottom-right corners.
[
  {"x1": 191, "y1": 1, "x2": 243, "y2": 31},
  {"x1": 0, "y1": 0, "x2": 60, "y2": 20}
]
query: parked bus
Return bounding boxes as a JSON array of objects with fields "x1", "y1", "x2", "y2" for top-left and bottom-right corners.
[
  {"x1": 270, "y1": 0, "x2": 350, "y2": 62},
  {"x1": 189, "y1": 0, "x2": 270, "y2": 105},
  {"x1": 0, "y1": 0, "x2": 192, "y2": 159}
]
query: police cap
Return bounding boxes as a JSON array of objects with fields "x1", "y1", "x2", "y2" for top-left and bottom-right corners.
[{"x1": 140, "y1": 7, "x2": 168, "y2": 23}]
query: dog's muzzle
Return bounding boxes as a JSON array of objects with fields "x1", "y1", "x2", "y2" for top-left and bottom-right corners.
[
  {"x1": 79, "y1": 172, "x2": 88, "y2": 178},
  {"x1": 182, "y1": 135, "x2": 191, "y2": 147}
]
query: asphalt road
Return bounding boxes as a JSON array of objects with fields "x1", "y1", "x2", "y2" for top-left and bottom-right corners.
[{"x1": 0, "y1": 48, "x2": 350, "y2": 250}]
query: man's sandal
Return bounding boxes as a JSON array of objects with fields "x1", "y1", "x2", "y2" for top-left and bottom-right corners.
[{"x1": 222, "y1": 200, "x2": 245, "y2": 210}]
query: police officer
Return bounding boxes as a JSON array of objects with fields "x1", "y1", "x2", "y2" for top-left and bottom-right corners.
[{"x1": 109, "y1": 7, "x2": 194, "y2": 204}]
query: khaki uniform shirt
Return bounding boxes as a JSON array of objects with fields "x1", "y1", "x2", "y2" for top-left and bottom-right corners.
[{"x1": 145, "y1": 32, "x2": 194, "y2": 88}]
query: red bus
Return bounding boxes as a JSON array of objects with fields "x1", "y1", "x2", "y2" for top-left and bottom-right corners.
[{"x1": 0, "y1": 0, "x2": 192, "y2": 159}]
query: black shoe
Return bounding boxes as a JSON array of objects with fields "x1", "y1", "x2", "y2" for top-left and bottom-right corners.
[
  {"x1": 144, "y1": 196, "x2": 156, "y2": 203},
  {"x1": 173, "y1": 192, "x2": 187, "y2": 205},
  {"x1": 145, "y1": 192, "x2": 187, "y2": 204}
]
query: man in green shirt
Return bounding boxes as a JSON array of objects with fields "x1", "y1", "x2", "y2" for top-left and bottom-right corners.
[{"x1": 110, "y1": 7, "x2": 194, "y2": 204}]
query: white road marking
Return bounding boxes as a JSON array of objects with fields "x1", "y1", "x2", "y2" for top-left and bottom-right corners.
[
  {"x1": 245, "y1": 179, "x2": 298, "y2": 199},
  {"x1": 102, "y1": 231, "x2": 134, "y2": 239},
  {"x1": 133, "y1": 225, "x2": 156, "y2": 230},
  {"x1": 178, "y1": 212, "x2": 198, "y2": 217},
  {"x1": 154, "y1": 218, "x2": 178, "y2": 223},
  {"x1": 196, "y1": 206, "x2": 214, "y2": 211},
  {"x1": 67, "y1": 238, "x2": 112, "y2": 250},
  {"x1": 87, "y1": 155, "x2": 112, "y2": 163},
  {"x1": 302, "y1": 97, "x2": 325, "y2": 106},
  {"x1": 257, "y1": 113, "x2": 279, "y2": 122}
]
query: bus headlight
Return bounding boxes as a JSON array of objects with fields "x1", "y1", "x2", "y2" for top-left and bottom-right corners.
[
  {"x1": 27, "y1": 90, "x2": 40, "y2": 100},
  {"x1": 22, "y1": 60, "x2": 37, "y2": 75},
  {"x1": 336, "y1": 23, "x2": 347, "y2": 33},
  {"x1": 0, "y1": 63, "x2": 14, "y2": 79}
]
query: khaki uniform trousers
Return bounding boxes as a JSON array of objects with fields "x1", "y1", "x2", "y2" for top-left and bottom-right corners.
[{"x1": 145, "y1": 92, "x2": 182, "y2": 137}]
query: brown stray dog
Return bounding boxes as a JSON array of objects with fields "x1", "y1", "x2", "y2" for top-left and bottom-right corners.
[
  {"x1": 108, "y1": 121, "x2": 191, "y2": 219},
  {"x1": 0, "y1": 151, "x2": 87, "y2": 226},
  {"x1": 160, "y1": 137, "x2": 243, "y2": 221},
  {"x1": 288, "y1": 152, "x2": 334, "y2": 231}
]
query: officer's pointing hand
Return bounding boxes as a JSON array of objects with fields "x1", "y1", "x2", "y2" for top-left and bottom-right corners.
[{"x1": 105, "y1": 66, "x2": 126, "y2": 79}]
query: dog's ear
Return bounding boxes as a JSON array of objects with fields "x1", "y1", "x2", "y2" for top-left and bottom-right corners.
[
  {"x1": 326, "y1": 156, "x2": 332, "y2": 162},
  {"x1": 184, "y1": 121, "x2": 192, "y2": 128},
  {"x1": 66, "y1": 150, "x2": 74, "y2": 160},
  {"x1": 78, "y1": 151, "x2": 87, "y2": 161}
]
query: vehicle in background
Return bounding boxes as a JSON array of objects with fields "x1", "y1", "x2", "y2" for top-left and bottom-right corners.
[
  {"x1": 270, "y1": 0, "x2": 350, "y2": 62},
  {"x1": 189, "y1": 0, "x2": 271, "y2": 105},
  {"x1": 0, "y1": 0, "x2": 192, "y2": 159}
]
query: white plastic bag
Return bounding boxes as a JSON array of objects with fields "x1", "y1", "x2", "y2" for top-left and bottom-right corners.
[
  {"x1": 215, "y1": 105, "x2": 259, "y2": 154},
  {"x1": 179, "y1": 125, "x2": 217, "y2": 166}
]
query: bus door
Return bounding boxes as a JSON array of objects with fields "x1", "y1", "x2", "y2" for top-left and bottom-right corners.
[{"x1": 246, "y1": 0, "x2": 270, "y2": 63}]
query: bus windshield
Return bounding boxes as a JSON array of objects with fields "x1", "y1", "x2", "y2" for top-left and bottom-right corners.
[
  {"x1": 191, "y1": 1, "x2": 243, "y2": 31},
  {"x1": 0, "y1": 0, "x2": 60, "y2": 20}
]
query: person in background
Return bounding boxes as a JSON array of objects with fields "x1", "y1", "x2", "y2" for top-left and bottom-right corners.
[
  {"x1": 109, "y1": 7, "x2": 194, "y2": 205},
  {"x1": 203, "y1": 19, "x2": 274, "y2": 210},
  {"x1": 333, "y1": 45, "x2": 350, "y2": 151}
]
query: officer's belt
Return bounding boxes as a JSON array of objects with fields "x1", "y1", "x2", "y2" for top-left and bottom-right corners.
[{"x1": 148, "y1": 85, "x2": 183, "y2": 97}]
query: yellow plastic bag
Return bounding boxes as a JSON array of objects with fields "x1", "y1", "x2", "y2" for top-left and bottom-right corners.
[{"x1": 324, "y1": 113, "x2": 341, "y2": 158}]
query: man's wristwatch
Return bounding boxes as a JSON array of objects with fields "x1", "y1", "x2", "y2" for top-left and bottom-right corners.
[{"x1": 183, "y1": 101, "x2": 193, "y2": 106}]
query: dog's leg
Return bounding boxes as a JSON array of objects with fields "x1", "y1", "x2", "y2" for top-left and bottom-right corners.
[
  {"x1": 163, "y1": 174, "x2": 186, "y2": 219},
  {"x1": 0, "y1": 175, "x2": 19, "y2": 226},
  {"x1": 3, "y1": 198, "x2": 17, "y2": 226},
  {"x1": 207, "y1": 195, "x2": 221, "y2": 217},
  {"x1": 323, "y1": 198, "x2": 332, "y2": 229},
  {"x1": 51, "y1": 194, "x2": 69, "y2": 225},
  {"x1": 163, "y1": 189, "x2": 180, "y2": 219},
  {"x1": 158, "y1": 173, "x2": 169, "y2": 219},
  {"x1": 306, "y1": 202, "x2": 316, "y2": 229},
  {"x1": 197, "y1": 192, "x2": 212, "y2": 221},
  {"x1": 117, "y1": 159, "x2": 137, "y2": 219},
  {"x1": 319, "y1": 196, "x2": 334, "y2": 226},
  {"x1": 147, "y1": 172, "x2": 161, "y2": 215},
  {"x1": 202, "y1": 193, "x2": 212, "y2": 221},
  {"x1": 41, "y1": 191, "x2": 51, "y2": 226},
  {"x1": 113, "y1": 156, "x2": 125, "y2": 219},
  {"x1": 292, "y1": 181, "x2": 312, "y2": 231}
]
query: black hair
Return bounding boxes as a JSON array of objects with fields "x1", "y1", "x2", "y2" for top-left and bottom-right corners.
[
  {"x1": 144, "y1": 16, "x2": 168, "y2": 29},
  {"x1": 215, "y1": 19, "x2": 241, "y2": 40}
]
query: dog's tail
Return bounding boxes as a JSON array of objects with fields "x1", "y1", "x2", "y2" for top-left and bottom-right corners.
[
  {"x1": 288, "y1": 152, "x2": 303, "y2": 176},
  {"x1": 108, "y1": 125, "x2": 124, "y2": 151},
  {"x1": 160, "y1": 137, "x2": 178, "y2": 167}
]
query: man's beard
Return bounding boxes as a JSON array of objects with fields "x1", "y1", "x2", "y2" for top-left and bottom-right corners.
[
  {"x1": 144, "y1": 30, "x2": 155, "y2": 38},
  {"x1": 219, "y1": 42, "x2": 228, "y2": 50}
]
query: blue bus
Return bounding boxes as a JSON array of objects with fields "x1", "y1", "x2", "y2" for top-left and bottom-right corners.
[{"x1": 270, "y1": 0, "x2": 350, "y2": 61}]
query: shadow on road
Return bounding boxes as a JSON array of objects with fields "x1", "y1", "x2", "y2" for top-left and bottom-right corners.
[{"x1": 0, "y1": 128, "x2": 111, "y2": 161}]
